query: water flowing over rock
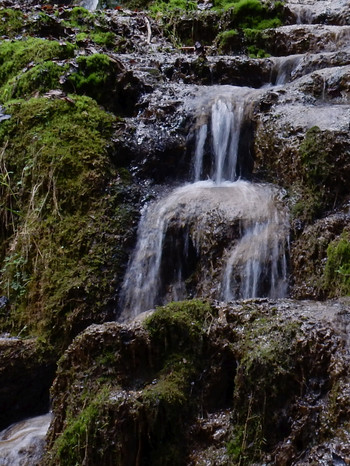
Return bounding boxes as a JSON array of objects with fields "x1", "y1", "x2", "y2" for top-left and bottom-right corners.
[
  {"x1": 119, "y1": 180, "x2": 289, "y2": 319},
  {"x1": 192, "y1": 86, "x2": 256, "y2": 182},
  {"x1": 285, "y1": 0, "x2": 350, "y2": 25},
  {"x1": 0, "y1": 414, "x2": 52, "y2": 466},
  {"x1": 119, "y1": 87, "x2": 289, "y2": 320}
]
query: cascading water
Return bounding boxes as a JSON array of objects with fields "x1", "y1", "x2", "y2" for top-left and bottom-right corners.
[
  {"x1": 119, "y1": 87, "x2": 289, "y2": 321},
  {"x1": 193, "y1": 98, "x2": 243, "y2": 183},
  {"x1": 0, "y1": 413, "x2": 51, "y2": 465},
  {"x1": 79, "y1": 0, "x2": 99, "y2": 10}
]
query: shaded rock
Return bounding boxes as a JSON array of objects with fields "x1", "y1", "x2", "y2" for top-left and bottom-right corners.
[
  {"x1": 262, "y1": 25, "x2": 350, "y2": 56},
  {"x1": 271, "y1": 50, "x2": 350, "y2": 84},
  {"x1": 290, "y1": 208, "x2": 350, "y2": 299},
  {"x1": 0, "y1": 337, "x2": 55, "y2": 431},
  {"x1": 113, "y1": 83, "x2": 196, "y2": 182},
  {"x1": 253, "y1": 65, "x2": 350, "y2": 225}
]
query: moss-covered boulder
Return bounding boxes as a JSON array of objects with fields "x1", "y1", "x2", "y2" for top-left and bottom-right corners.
[
  {"x1": 0, "y1": 95, "x2": 141, "y2": 353},
  {"x1": 44, "y1": 299, "x2": 349, "y2": 465}
]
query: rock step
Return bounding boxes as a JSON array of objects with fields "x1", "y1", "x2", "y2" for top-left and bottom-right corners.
[
  {"x1": 262, "y1": 24, "x2": 350, "y2": 56},
  {"x1": 285, "y1": 0, "x2": 350, "y2": 25}
]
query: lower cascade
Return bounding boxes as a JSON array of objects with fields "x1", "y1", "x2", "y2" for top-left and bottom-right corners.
[
  {"x1": 0, "y1": 414, "x2": 52, "y2": 466},
  {"x1": 119, "y1": 88, "x2": 290, "y2": 321}
]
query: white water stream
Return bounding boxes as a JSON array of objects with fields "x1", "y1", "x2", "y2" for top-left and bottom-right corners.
[
  {"x1": 119, "y1": 87, "x2": 290, "y2": 320},
  {"x1": 0, "y1": 414, "x2": 51, "y2": 466}
]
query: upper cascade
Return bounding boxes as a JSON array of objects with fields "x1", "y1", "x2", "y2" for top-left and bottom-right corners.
[
  {"x1": 192, "y1": 87, "x2": 258, "y2": 183},
  {"x1": 194, "y1": 98, "x2": 242, "y2": 183}
]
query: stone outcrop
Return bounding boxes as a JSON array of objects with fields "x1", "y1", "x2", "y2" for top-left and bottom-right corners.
[{"x1": 44, "y1": 299, "x2": 350, "y2": 465}]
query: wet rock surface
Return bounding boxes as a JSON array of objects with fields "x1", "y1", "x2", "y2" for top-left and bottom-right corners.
[{"x1": 45, "y1": 299, "x2": 350, "y2": 465}]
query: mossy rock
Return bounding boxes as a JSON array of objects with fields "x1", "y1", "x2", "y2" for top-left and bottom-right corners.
[
  {"x1": 324, "y1": 230, "x2": 350, "y2": 297},
  {"x1": 215, "y1": 29, "x2": 242, "y2": 54},
  {"x1": 0, "y1": 95, "x2": 141, "y2": 352},
  {"x1": 0, "y1": 38, "x2": 75, "y2": 94},
  {"x1": 45, "y1": 300, "x2": 344, "y2": 465},
  {"x1": 45, "y1": 300, "x2": 218, "y2": 465},
  {"x1": 66, "y1": 54, "x2": 123, "y2": 111},
  {"x1": 1, "y1": 61, "x2": 69, "y2": 103}
]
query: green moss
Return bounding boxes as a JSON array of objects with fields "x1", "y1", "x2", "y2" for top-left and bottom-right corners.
[
  {"x1": 233, "y1": 0, "x2": 264, "y2": 26},
  {"x1": 141, "y1": 300, "x2": 216, "y2": 464},
  {"x1": 64, "y1": 6, "x2": 94, "y2": 28},
  {"x1": 53, "y1": 388, "x2": 111, "y2": 465},
  {"x1": 290, "y1": 183, "x2": 323, "y2": 224},
  {"x1": 0, "y1": 8, "x2": 24, "y2": 37},
  {"x1": 300, "y1": 126, "x2": 330, "y2": 187},
  {"x1": 295, "y1": 126, "x2": 335, "y2": 222},
  {"x1": 246, "y1": 44, "x2": 270, "y2": 58},
  {"x1": 149, "y1": 0, "x2": 197, "y2": 14},
  {"x1": 324, "y1": 231, "x2": 350, "y2": 296},
  {"x1": 47, "y1": 300, "x2": 216, "y2": 464},
  {"x1": 0, "y1": 95, "x2": 139, "y2": 351},
  {"x1": 144, "y1": 299, "x2": 214, "y2": 351},
  {"x1": 67, "y1": 54, "x2": 118, "y2": 106},
  {"x1": 216, "y1": 29, "x2": 240, "y2": 53},
  {"x1": 91, "y1": 31, "x2": 117, "y2": 47},
  {"x1": 210, "y1": 0, "x2": 283, "y2": 55},
  {"x1": 0, "y1": 38, "x2": 75, "y2": 94},
  {"x1": 1, "y1": 61, "x2": 68, "y2": 102}
]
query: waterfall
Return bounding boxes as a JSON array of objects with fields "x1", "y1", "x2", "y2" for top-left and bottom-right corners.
[
  {"x1": 273, "y1": 55, "x2": 303, "y2": 86},
  {"x1": 193, "y1": 87, "x2": 254, "y2": 182},
  {"x1": 119, "y1": 88, "x2": 289, "y2": 321},
  {"x1": 79, "y1": 0, "x2": 99, "y2": 10},
  {"x1": 194, "y1": 98, "x2": 243, "y2": 183},
  {"x1": 0, "y1": 413, "x2": 51, "y2": 465},
  {"x1": 222, "y1": 208, "x2": 289, "y2": 301}
]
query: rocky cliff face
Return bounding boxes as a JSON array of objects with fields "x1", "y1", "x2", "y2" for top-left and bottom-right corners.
[{"x1": 0, "y1": 0, "x2": 350, "y2": 463}]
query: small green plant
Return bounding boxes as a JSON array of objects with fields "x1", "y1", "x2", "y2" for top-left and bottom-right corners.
[
  {"x1": 0, "y1": 253, "x2": 29, "y2": 297},
  {"x1": 149, "y1": 0, "x2": 197, "y2": 14},
  {"x1": 324, "y1": 231, "x2": 350, "y2": 296}
]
